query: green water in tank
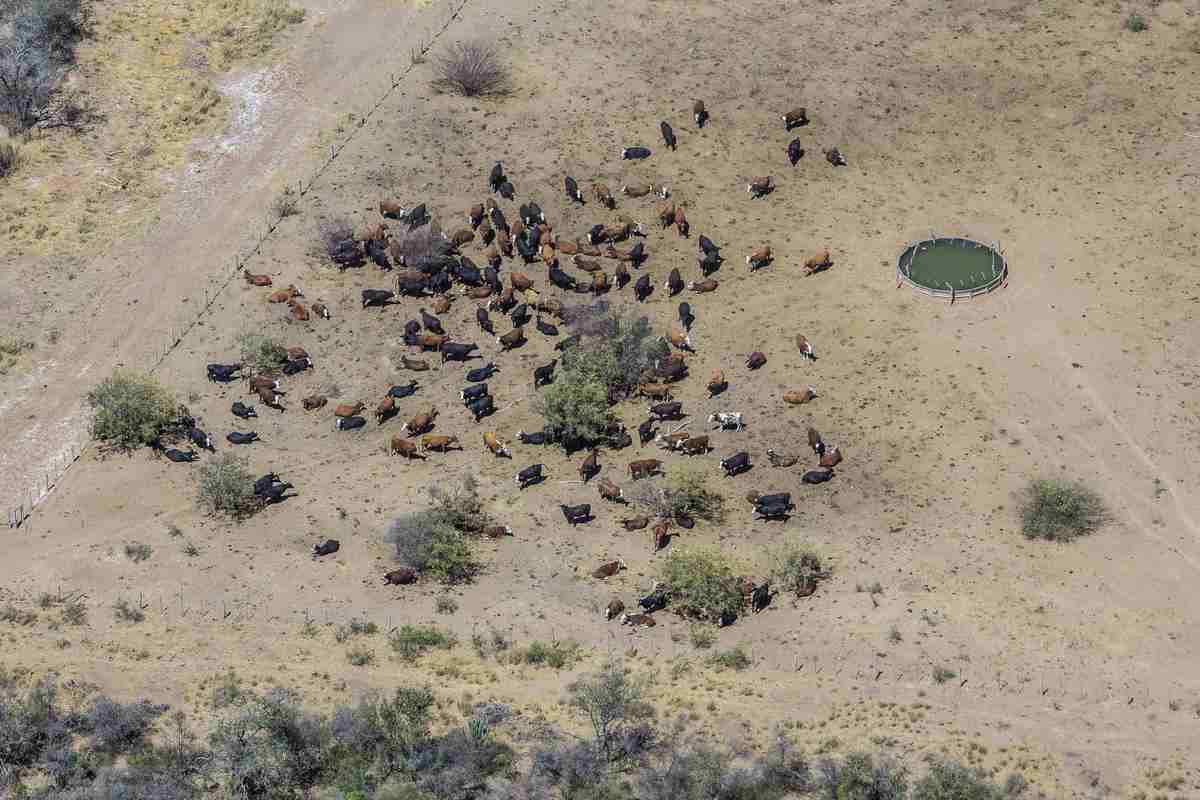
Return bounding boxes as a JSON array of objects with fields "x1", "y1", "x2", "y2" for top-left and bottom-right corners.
[{"x1": 905, "y1": 240, "x2": 1001, "y2": 291}]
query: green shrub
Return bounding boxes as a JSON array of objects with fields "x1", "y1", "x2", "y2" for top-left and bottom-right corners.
[
  {"x1": 513, "y1": 640, "x2": 581, "y2": 669},
  {"x1": 0, "y1": 603, "x2": 37, "y2": 625},
  {"x1": 61, "y1": 597, "x2": 87, "y2": 625},
  {"x1": 86, "y1": 370, "x2": 178, "y2": 449},
  {"x1": 112, "y1": 596, "x2": 145, "y2": 623},
  {"x1": 0, "y1": 140, "x2": 20, "y2": 178},
  {"x1": 815, "y1": 751, "x2": 908, "y2": 800},
  {"x1": 1020, "y1": 478, "x2": 1106, "y2": 541},
  {"x1": 932, "y1": 667, "x2": 957, "y2": 684},
  {"x1": 770, "y1": 539, "x2": 830, "y2": 598},
  {"x1": 428, "y1": 473, "x2": 493, "y2": 534},
  {"x1": 707, "y1": 645, "x2": 751, "y2": 671},
  {"x1": 196, "y1": 452, "x2": 260, "y2": 517},
  {"x1": 470, "y1": 626, "x2": 511, "y2": 659},
  {"x1": 124, "y1": 542, "x2": 152, "y2": 562},
  {"x1": 270, "y1": 185, "x2": 300, "y2": 220},
  {"x1": 912, "y1": 759, "x2": 1026, "y2": 800},
  {"x1": 563, "y1": 308, "x2": 669, "y2": 397},
  {"x1": 534, "y1": 372, "x2": 616, "y2": 444},
  {"x1": 236, "y1": 331, "x2": 287, "y2": 371},
  {"x1": 435, "y1": 596, "x2": 458, "y2": 615},
  {"x1": 346, "y1": 647, "x2": 375, "y2": 667},
  {"x1": 0, "y1": 0, "x2": 91, "y2": 134},
  {"x1": 385, "y1": 476, "x2": 487, "y2": 583},
  {"x1": 388, "y1": 625, "x2": 457, "y2": 662},
  {"x1": 688, "y1": 625, "x2": 716, "y2": 650},
  {"x1": 210, "y1": 669, "x2": 247, "y2": 709},
  {"x1": 657, "y1": 548, "x2": 743, "y2": 624},
  {"x1": 1124, "y1": 13, "x2": 1147, "y2": 32},
  {"x1": 335, "y1": 618, "x2": 378, "y2": 642},
  {"x1": 567, "y1": 659, "x2": 653, "y2": 760},
  {"x1": 432, "y1": 39, "x2": 508, "y2": 97}
]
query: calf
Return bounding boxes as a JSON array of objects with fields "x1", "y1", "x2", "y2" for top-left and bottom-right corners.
[
  {"x1": 483, "y1": 431, "x2": 511, "y2": 458},
  {"x1": 467, "y1": 394, "x2": 495, "y2": 422},
  {"x1": 803, "y1": 249, "x2": 832, "y2": 271},
  {"x1": 747, "y1": 246, "x2": 772, "y2": 270},
  {"x1": 592, "y1": 558, "x2": 625, "y2": 579},
  {"x1": 802, "y1": 468, "x2": 835, "y2": 484},
  {"x1": 708, "y1": 411, "x2": 744, "y2": 432},
  {"x1": 747, "y1": 176, "x2": 774, "y2": 198},
  {"x1": 207, "y1": 363, "x2": 242, "y2": 382},
  {"x1": 649, "y1": 401, "x2": 683, "y2": 421},
  {"x1": 401, "y1": 355, "x2": 431, "y2": 371},
  {"x1": 745, "y1": 351, "x2": 767, "y2": 370},
  {"x1": 381, "y1": 198, "x2": 406, "y2": 219},
  {"x1": 579, "y1": 449, "x2": 600, "y2": 482},
  {"x1": 782, "y1": 386, "x2": 818, "y2": 405},
  {"x1": 693, "y1": 99, "x2": 707, "y2": 127},
  {"x1": 401, "y1": 408, "x2": 438, "y2": 437},
  {"x1": 268, "y1": 285, "x2": 302, "y2": 303},
  {"x1": 226, "y1": 431, "x2": 259, "y2": 445},
  {"x1": 335, "y1": 416, "x2": 366, "y2": 431},
  {"x1": 597, "y1": 478, "x2": 625, "y2": 503},
  {"x1": 628, "y1": 458, "x2": 663, "y2": 480},
  {"x1": 515, "y1": 464, "x2": 544, "y2": 488},
  {"x1": 824, "y1": 147, "x2": 848, "y2": 166},
  {"x1": 665, "y1": 268, "x2": 684, "y2": 296},
  {"x1": 231, "y1": 401, "x2": 257, "y2": 419},
  {"x1": 389, "y1": 436, "x2": 425, "y2": 459},
  {"x1": 312, "y1": 539, "x2": 339, "y2": 558},
  {"x1": 163, "y1": 448, "x2": 197, "y2": 463},
  {"x1": 409, "y1": 333, "x2": 448, "y2": 351},
  {"x1": 388, "y1": 381, "x2": 419, "y2": 399},
  {"x1": 361, "y1": 289, "x2": 395, "y2": 309},
  {"x1": 787, "y1": 138, "x2": 804, "y2": 166},
  {"x1": 561, "y1": 503, "x2": 592, "y2": 526},
  {"x1": 302, "y1": 394, "x2": 327, "y2": 411},
  {"x1": 622, "y1": 183, "x2": 670, "y2": 199},
  {"x1": 483, "y1": 524, "x2": 513, "y2": 539},
  {"x1": 719, "y1": 451, "x2": 751, "y2": 477},
  {"x1": 533, "y1": 359, "x2": 557, "y2": 388},
  {"x1": 783, "y1": 107, "x2": 808, "y2": 130},
  {"x1": 621, "y1": 612, "x2": 657, "y2": 628},
  {"x1": 383, "y1": 567, "x2": 417, "y2": 586},
  {"x1": 593, "y1": 183, "x2": 615, "y2": 209},
  {"x1": 312, "y1": 303, "x2": 331, "y2": 320},
  {"x1": 497, "y1": 326, "x2": 526, "y2": 351},
  {"x1": 795, "y1": 334, "x2": 816, "y2": 361},
  {"x1": 766, "y1": 448, "x2": 800, "y2": 467},
  {"x1": 605, "y1": 598, "x2": 625, "y2": 621},
  {"x1": 565, "y1": 175, "x2": 584, "y2": 203},
  {"x1": 421, "y1": 435, "x2": 462, "y2": 452},
  {"x1": 619, "y1": 515, "x2": 650, "y2": 531},
  {"x1": 707, "y1": 371, "x2": 727, "y2": 397},
  {"x1": 622, "y1": 146, "x2": 652, "y2": 160},
  {"x1": 467, "y1": 362, "x2": 498, "y2": 383}
]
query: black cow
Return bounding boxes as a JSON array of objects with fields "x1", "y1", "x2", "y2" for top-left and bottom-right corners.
[
  {"x1": 498, "y1": 181, "x2": 515, "y2": 200},
  {"x1": 207, "y1": 363, "x2": 241, "y2": 382},
  {"x1": 467, "y1": 363, "x2": 498, "y2": 383},
  {"x1": 362, "y1": 289, "x2": 395, "y2": 308},
  {"x1": 253, "y1": 472, "x2": 281, "y2": 496},
  {"x1": 634, "y1": 274, "x2": 652, "y2": 302},
  {"x1": 515, "y1": 463, "x2": 544, "y2": 488},
  {"x1": 639, "y1": 584, "x2": 670, "y2": 612},
  {"x1": 511, "y1": 304, "x2": 530, "y2": 327},
  {"x1": 467, "y1": 394, "x2": 495, "y2": 422},
  {"x1": 452, "y1": 261, "x2": 484, "y2": 286},
  {"x1": 188, "y1": 427, "x2": 214, "y2": 452},
  {"x1": 441, "y1": 342, "x2": 479, "y2": 363},
  {"x1": 753, "y1": 492, "x2": 792, "y2": 508},
  {"x1": 282, "y1": 357, "x2": 311, "y2": 375},
  {"x1": 560, "y1": 503, "x2": 592, "y2": 526},
  {"x1": 489, "y1": 206, "x2": 508, "y2": 233},
  {"x1": 751, "y1": 583, "x2": 771, "y2": 613},
  {"x1": 312, "y1": 539, "x2": 340, "y2": 557},
  {"x1": 649, "y1": 401, "x2": 683, "y2": 421},
  {"x1": 397, "y1": 278, "x2": 430, "y2": 297},
  {"x1": 678, "y1": 302, "x2": 693, "y2": 331},
  {"x1": 263, "y1": 482, "x2": 293, "y2": 504},
  {"x1": 489, "y1": 162, "x2": 505, "y2": 192},
  {"x1": 609, "y1": 428, "x2": 633, "y2": 450},
  {"x1": 388, "y1": 381, "x2": 419, "y2": 399},
  {"x1": 720, "y1": 451, "x2": 751, "y2": 477},
  {"x1": 404, "y1": 319, "x2": 421, "y2": 337},
  {"x1": 460, "y1": 383, "x2": 488, "y2": 403},
  {"x1": 366, "y1": 238, "x2": 390, "y2": 269},
  {"x1": 226, "y1": 431, "x2": 259, "y2": 445},
  {"x1": 231, "y1": 401, "x2": 257, "y2": 419},
  {"x1": 535, "y1": 317, "x2": 559, "y2": 337},
  {"x1": 660, "y1": 121, "x2": 676, "y2": 151},
  {"x1": 628, "y1": 241, "x2": 645, "y2": 265},
  {"x1": 565, "y1": 175, "x2": 584, "y2": 204},
  {"x1": 426, "y1": 271, "x2": 451, "y2": 294},
  {"x1": 788, "y1": 138, "x2": 804, "y2": 166},
  {"x1": 699, "y1": 235, "x2": 720, "y2": 258},
  {"x1": 666, "y1": 268, "x2": 683, "y2": 296},
  {"x1": 521, "y1": 202, "x2": 544, "y2": 226},
  {"x1": 476, "y1": 307, "x2": 494, "y2": 334},
  {"x1": 518, "y1": 430, "x2": 551, "y2": 445},
  {"x1": 587, "y1": 224, "x2": 606, "y2": 245},
  {"x1": 533, "y1": 360, "x2": 556, "y2": 388},
  {"x1": 622, "y1": 146, "x2": 652, "y2": 160},
  {"x1": 548, "y1": 264, "x2": 577, "y2": 291},
  {"x1": 637, "y1": 419, "x2": 657, "y2": 446},
  {"x1": 164, "y1": 448, "x2": 197, "y2": 463},
  {"x1": 699, "y1": 250, "x2": 722, "y2": 276},
  {"x1": 403, "y1": 203, "x2": 429, "y2": 229},
  {"x1": 753, "y1": 502, "x2": 794, "y2": 521},
  {"x1": 419, "y1": 308, "x2": 444, "y2": 334},
  {"x1": 483, "y1": 265, "x2": 501, "y2": 293},
  {"x1": 335, "y1": 416, "x2": 366, "y2": 431},
  {"x1": 802, "y1": 468, "x2": 835, "y2": 484}
]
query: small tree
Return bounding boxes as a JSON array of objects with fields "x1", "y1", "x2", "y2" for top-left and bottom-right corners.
[
  {"x1": 534, "y1": 373, "x2": 615, "y2": 444},
  {"x1": 562, "y1": 308, "x2": 669, "y2": 400},
  {"x1": 196, "y1": 453, "x2": 259, "y2": 517},
  {"x1": 432, "y1": 40, "x2": 508, "y2": 97},
  {"x1": 657, "y1": 548, "x2": 744, "y2": 624},
  {"x1": 236, "y1": 331, "x2": 287, "y2": 371},
  {"x1": 428, "y1": 473, "x2": 492, "y2": 534},
  {"x1": 1020, "y1": 478, "x2": 1106, "y2": 541},
  {"x1": 87, "y1": 370, "x2": 178, "y2": 449},
  {"x1": 770, "y1": 539, "x2": 829, "y2": 598},
  {"x1": 630, "y1": 468, "x2": 725, "y2": 523},
  {"x1": 567, "y1": 660, "x2": 654, "y2": 762}
]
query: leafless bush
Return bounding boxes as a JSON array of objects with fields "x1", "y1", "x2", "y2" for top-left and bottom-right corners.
[
  {"x1": 0, "y1": 0, "x2": 91, "y2": 134},
  {"x1": 315, "y1": 216, "x2": 362, "y2": 268},
  {"x1": 432, "y1": 40, "x2": 508, "y2": 97},
  {"x1": 0, "y1": 140, "x2": 20, "y2": 179},
  {"x1": 394, "y1": 219, "x2": 451, "y2": 267}
]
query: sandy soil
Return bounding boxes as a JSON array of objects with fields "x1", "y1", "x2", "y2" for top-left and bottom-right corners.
[{"x1": 3, "y1": 0, "x2": 1200, "y2": 796}]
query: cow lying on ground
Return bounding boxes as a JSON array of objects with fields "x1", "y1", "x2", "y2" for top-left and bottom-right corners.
[
  {"x1": 561, "y1": 503, "x2": 592, "y2": 525},
  {"x1": 516, "y1": 463, "x2": 544, "y2": 488},
  {"x1": 312, "y1": 539, "x2": 339, "y2": 558}
]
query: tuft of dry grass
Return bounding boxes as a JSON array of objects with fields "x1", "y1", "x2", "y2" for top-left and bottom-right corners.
[{"x1": 432, "y1": 40, "x2": 508, "y2": 97}]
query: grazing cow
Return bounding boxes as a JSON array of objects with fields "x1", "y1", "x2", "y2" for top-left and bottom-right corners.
[
  {"x1": 361, "y1": 289, "x2": 394, "y2": 309},
  {"x1": 745, "y1": 351, "x2": 767, "y2": 370},
  {"x1": 592, "y1": 559, "x2": 625, "y2": 579},
  {"x1": 467, "y1": 362, "x2": 498, "y2": 382},
  {"x1": 708, "y1": 411, "x2": 744, "y2": 432},
  {"x1": 164, "y1": 448, "x2": 197, "y2": 463},
  {"x1": 375, "y1": 396, "x2": 397, "y2": 424},
  {"x1": 747, "y1": 246, "x2": 773, "y2": 270},
  {"x1": 605, "y1": 598, "x2": 625, "y2": 621},
  {"x1": 476, "y1": 307, "x2": 494, "y2": 334},
  {"x1": 824, "y1": 147, "x2": 848, "y2": 166},
  {"x1": 312, "y1": 539, "x2": 339, "y2": 558},
  {"x1": 652, "y1": 519, "x2": 672, "y2": 552},
  {"x1": 656, "y1": 201, "x2": 675, "y2": 229},
  {"x1": 383, "y1": 567, "x2": 417, "y2": 586},
  {"x1": 366, "y1": 238, "x2": 391, "y2": 269},
  {"x1": 679, "y1": 435, "x2": 711, "y2": 455},
  {"x1": 579, "y1": 449, "x2": 600, "y2": 482},
  {"x1": 634, "y1": 274, "x2": 652, "y2": 302},
  {"x1": 496, "y1": 230, "x2": 513, "y2": 260},
  {"x1": 677, "y1": 302, "x2": 693, "y2": 331},
  {"x1": 243, "y1": 270, "x2": 272, "y2": 286},
  {"x1": 693, "y1": 99, "x2": 707, "y2": 127},
  {"x1": 655, "y1": 430, "x2": 691, "y2": 451},
  {"x1": 268, "y1": 285, "x2": 302, "y2": 303},
  {"x1": 597, "y1": 478, "x2": 625, "y2": 503},
  {"x1": 747, "y1": 176, "x2": 774, "y2": 198},
  {"x1": 483, "y1": 431, "x2": 511, "y2": 458},
  {"x1": 674, "y1": 206, "x2": 689, "y2": 237},
  {"x1": 489, "y1": 161, "x2": 505, "y2": 192},
  {"x1": 665, "y1": 268, "x2": 684, "y2": 297},
  {"x1": 562, "y1": 503, "x2": 592, "y2": 526},
  {"x1": 661, "y1": 120, "x2": 676, "y2": 150},
  {"x1": 489, "y1": 285, "x2": 515, "y2": 311},
  {"x1": 667, "y1": 328, "x2": 692, "y2": 352},
  {"x1": 751, "y1": 583, "x2": 771, "y2": 613},
  {"x1": 627, "y1": 241, "x2": 645, "y2": 266},
  {"x1": 404, "y1": 319, "x2": 421, "y2": 338},
  {"x1": 783, "y1": 107, "x2": 808, "y2": 130},
  {"x1": 689, "y1": 278, "x2": 719, "y2": 293},
  {"x1": 226, "y1": 431, "x2": 259, "y2": 445},
  {"x1": 593, "y1": 184, "x2": 615, "y2": 209},
  {"x1": 807, "y1": 426, "x2": 825, "y2": 457},
  {"x1": 284, "y1": 346, "x2": 309, "y2": 361},
  {"x1": 637, "y1": 418, "x2": 657, "y2": 446},
  {"x1": 421, "y1": 435, "x2": 462, "y2": 452},
  {"x1": 707, "y1": 371, "x2": 727, "y2": 397},
  {"x1": 288, "y1": 301, "x2": 310, "y2": 321},
  {"x1": 766, "y1": 448, "x2": 800, "y2": 467},
  {"x1": 783, "y1": 386, "x2": 818, "y2": 405},
  {"x1": 621, "y1": 612, "x2": 657, "y2": 628},
  {"x1": 188, "y1": 427, "x2": 214, "y2": 452},
  {"x1": 282, "y1": 357, "x2": 311, "y2": 375},
  {"x1": 720, "y1": 451, "x2": 751, "y2": 477},
  {"x1": 207, "y1": 363, "x2": 242, "y2": 383},
  {"x1": 401, "y1": 355, "x2": 431, "y2": 371},
  {"x1": 819, "y1": 446, "x2": 843, "y2": 469},
  {"x1": 335, "y1": 416, "x2": 366, "y2": 431},
  {"x1": 497, "y1": 326, "x2": 526, "y2": 351},
  {"x1": 334, "y1": 402, "x2": 366, "y2": 418},
  {"x1": 622, "y1": 146, "x2": 651, "y2": 160},
  {"x1": 253, "y1": 472, "x2": 281, "y2": 496},
  {"x1": 460, "y1": 383, "x2": 488, "y2": 403},
  {"x1": 311, "y1": 302, "x2": 331, "y2": 320},
  {"x1": 629, "y1": 459, "x2": 663, "y2": 480},
  {"x1": 468, "y1": 203, "x2": 485, "y2": 228},
  {"x1": 397, "y1": 277, "x2": 430, "y2": 297},
  {"x1": 648, "y1": 401, "x2": 683, "y2": 421},
  {"x1": 639, "y1": 583, "x2": 670, "y2": 612},
  {"x1": 533, "y1": 359, "x2": 557, "y2": 388},
  {"x1": 698, "y1": 234, "x2": 720, "y2": 257},
  {"x1": 524, "y1": 202, "x2": 545, "y2": 225},
  {"x1": 389, "y1": 436, "x2": 425, "y2": 459},
  {"x1": 565, "y1": 175, "x2": 584, "y2": 203},
  {"x1": 467, "y1": 394, "x2": 495, "y2": 422},
  {"x1": 260, "y1": 482, "x2": 292, "y2": 504},
  {"x1": 620, "y1": 516, "x2": 650, "y2": 531},
  {"x1": 401, "y1": 408, "x2": 438, "y2": 437},
  {"x1": 388, "y1": 381, "x2": 419, "y2": 399},
  {"x1": 510, "y1": 272, "x2": 534, "y2": 292},
  {"x1": 802, "y1": 468, "x2": 835, "y2": 484},
  {"x1": 750, "y1": 492, "x2": 791, "y2": 509},
  {"x1": 548, "y1": 265, "x2": 577, "y2": 292},
  {"x1": 787, "y1": 137, "x2": 805, "y2": 166},
  {"x1": 441, "y1": 342, "x2": 479, "y2": 363},
  {"x1": 231, "y1": 401, "x2": 257, "y2": 419},
  {"x1": 535, "y1": 316, "x2": 559, "y2": 337},
  {"x1": 483, "y1": 524, "x2": 513, "y2": 539},
  {"x1": 515, "y1": 464, "x2": 544, "y2": 489},
  {"x1": 803, "y1": 249, "x2": 832, "y2": 272}
]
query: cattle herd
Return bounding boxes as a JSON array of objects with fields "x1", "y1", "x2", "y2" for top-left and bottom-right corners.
[{"x1": 179, "y1": 100, "x2": 850, "y2": 631}]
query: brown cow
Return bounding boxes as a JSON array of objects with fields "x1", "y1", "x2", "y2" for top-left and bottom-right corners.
[
  {"x1": 302, "y1": 394, "x2": 327, "y2": 411},
  {"x1": 256, "y1": 385, "x2": 283, "y2": 409},
  {"x1": 579, "y1": 449, "x2": 600, "y2": 482},
  {"x1": 497, "y1": 327, "x2": 525, "y2": 351},
  {"x1": 593, "y1": 183, "x2": 615, "y2": 209},
  {"x1": 288, "y1": 300, "x2": 310, "y2": 321},
  {"x1": 535, "y1": 297, "x2": 564, "y2": 318},
  {"x1": 465, "y1": 285, "x2": 493, "y2": 300},
  {"x1": 468, "y1": 203, "x2": 485, "y2": 228},
  {"x1": 605, "y1": 598, "x2": 625, "y2": 621},
  {"x1": 795, "y1": 334, "x2": 815, "y2": 361},
  {"x1": 489, "y1": 286, "x2": 516, "y2": 312},
  {"x1": 783, "y1": 386, "x2": 818, "y2": 405},
  {"x1": 269, "y1": 285, "x2": 302, "y2": 303},
  {"x1": 381, "y1": 199, "x2": 405, "y2": 219},
  {"x1": 688, "y1": 278, "x2": 719, "y2": 293},
  {"x1": 745, "y1": 351, "x2": 767, "y2": 370},
  {"x1": 657, "y1": 201, "x2": 676, "y2": 228},
  {"x1": 747, "y1": 246, "x2": 772, "y2": 270},
  {"x1": 638, "y1": 382, "x2": 673, "y2": 401},
  {"x1": 619, "y1": 516, "x2": 650, "y2": 531},
  {"x1": 592, "y1": 559, "x2": 626, "y2": 579},
  {"x1": 496, "y1": 228, "x2": 513, "y2": 258},
  {"x1": 312, "y1": 302, "x2": 331, "y2": 320},
  {"x1": 243, "y1": 270, "x2": 272, "y2": 286},
  {"x1": 603, "y1": 244, "x2": 633, "y2": 262},
  {"x1": 383, "y1": 567, "x2": 417, "y2": 585},
  {"x1": 747, "y1": 176, "x2": 774, "y2": 198},
  {"x1": 614, "y1": 262, "x2": 630, "y2": 288},
  {"x1": 482, "y1": 524, "x2": 513, "y2": 539},
  {"x1": 819, "y1": 446, "x2": 843, "y2": 469},
  {"x1": 668, "y1": 329, "x2": 693, "y2": 352},
  {"x1": 375, "y1": 396, "x2": 397, "y2": 424},
  {"x1": 597, "y1": 478, "x2": 624, "y2": 503},
  {"x1": 622, "y1": 183, "x2": 669, "y2": 199},
  {"x1": 483, "y1": 244, "x2": 502, "y2": 268},
  {"x1": 400, "y1": 355, "x2": 430, "y2": 371},
  {"x1": 540, "y1": 243, "x2": 557, "y2": 264},
  {"x1": 478, "y1": 221, "x2": 495, "y2": 245},
  {"x1": 629, "y1": 459, "x2": 663, "y2": 480},
  {"x1": 556, "y1": 238, "x2": 580, "y2": 255},
  {"x1": 679, "y1": 435, "x2": 710, "y2": 455},
  {"x1": 782, "y1": 107, "x2": 808, "y2": 128},
  {"x1": 248, "y1": 374, "x2": 280, "y2": 394},
  {"x1": 421, "y1": 434, "x2": 461, "y2": 452},
  {"x1": 673, "y1": 206, "x2": 688, "y2": 237},
  {"x1": 707, "y1": 371, "x2": 727, "y2": 397},
  {"x1": 483, "y1": 431, "x2": 511, "y2": 458},
  {"x1": 591, "y1": 271, "x2": 610, "y2": 295},
  {"x1": 413, "y1": 333, "x2": 448, "y2": 351},
  {"x1": 622, "y1": 612, "x2": 656, "y2": 627},
  {"x1": 401, "y1": 408, "x2": 438, "y2": 437},
  {"x1": 360, "y1": 221, "x2": 388, "y2": 242},
  {"x1": 334, "y1": 402, "x2": 366, "y2": 418},
  {"x1": 652, "y1": 519, "x2": 672, "y2": 552},
  {"x1": 431, "y1": 294, "x2": 453, "y2": 315},
  {"x1": 510, "y1": 272, "x2": 534, "y2": 291},
  {"x1": 389, "y1": 436, "x2": 425, "y2": 459},
  {"x1": 447, "y1": 228, "x2": 474, "y2": 248},
  {"x1": 574, "y1": 255, "x2": 602, "y2": 272},
  {"x1": 766, "y1": 448, "x2": 800, "y2": 467},
  {"x1": 807, "y1": 426, "x2": 824, "y2": 455},
  {"x1": 804, "y1": 249, "x2": 832, "y2": 271}
]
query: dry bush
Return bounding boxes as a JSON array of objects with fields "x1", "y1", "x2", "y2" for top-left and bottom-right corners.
[
  {"x1": 769, "y1": 539, "x2": 829, "y2": 598},
  {"x1": 657, "y1": 548, "x2": 744, "y2": 624},
  {"x1": 236, "y1": 331, "x2": 287, "y2": 371},
  {"x1": 0, "y1": 0, "x2": 90, "y2": 133},
  {"x1": 432, "y1": 40, "x2": 508, "y2": 97},
  {"x1": 315, "y1": 215, "x2": 362, "y2": 268},
  {"x1": 0, "y1": 140, "x2": 21, "y2": 179},
  {"x1": 394, "y1": 220, "x2": 451, "y2": 267},
  {"x1": 1020, "y1": 478, "x2": 1106, "y2": 542},
  {"x1": 628, "y1": 468, "x2": 725, "y2": 523}
]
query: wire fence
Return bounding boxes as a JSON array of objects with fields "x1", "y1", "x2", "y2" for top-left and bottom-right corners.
[{"x1": 6, "y1": 0, "x2": 471, "y2": 529}]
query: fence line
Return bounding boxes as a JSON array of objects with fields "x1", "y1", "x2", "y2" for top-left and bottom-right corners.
[{"x1": 6, "y1": 0, "x2": 471, "y2": 529}]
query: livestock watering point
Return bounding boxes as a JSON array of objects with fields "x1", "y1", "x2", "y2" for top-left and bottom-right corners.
[{"x1": 896, "y1": 234, "x2": 1008, "y2": 300}]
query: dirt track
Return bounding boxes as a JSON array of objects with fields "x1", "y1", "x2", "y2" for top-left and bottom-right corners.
[{"x1": 4, "y1": 0, "x2": 1200, "y2": 796}]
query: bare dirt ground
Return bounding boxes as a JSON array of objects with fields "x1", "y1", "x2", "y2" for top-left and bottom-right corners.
[{"x1": 4, "y1": 0, "x2": 1200, "y2": 796}]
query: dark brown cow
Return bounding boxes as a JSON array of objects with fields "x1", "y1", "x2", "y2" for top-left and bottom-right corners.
[
  {"x1": 597, "y1": 478, "x2": 624, "y2": 503},
  {"x1": 302, "y1": 394, "x2": 327, "y2": 411},
  {"x1": 383, "y1": 567, "x2": 417, "y2": 585},
  {"x1": 592, "y1": 559, "x2": 626, "y2": 579},
  {"x1": 288, "y1": 301, "x2": 310, "y2": 321},
  {"x1": 268, "y1": 285, "x2": 302, "y2": 303},
  {"x1": 629, "y1": 459, "x2": 663, "y2": 480},
  {"x1": 243, "y1": 270, "x2": 272, "y2": 286},
  {"x1": 652, "y1": 519, "x2": 672, "y2": 552},
  {"x1": 619, "y1": 516, "x2": 650, "y2": 531},
  {"x1": 579, "y1": 449, "x2": 600, "y2": 482}
]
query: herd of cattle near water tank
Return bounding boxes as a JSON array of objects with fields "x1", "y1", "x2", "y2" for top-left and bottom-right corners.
[{"x1": 178, "y1": 101, "x2": 850, "y2": 629}]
